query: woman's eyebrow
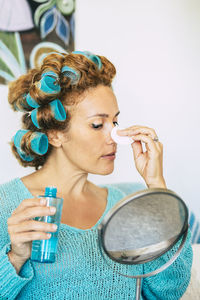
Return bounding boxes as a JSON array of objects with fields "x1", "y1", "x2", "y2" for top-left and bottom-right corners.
[{"x1": 88, "y1": 111, "x2": 120, "y2": 118}]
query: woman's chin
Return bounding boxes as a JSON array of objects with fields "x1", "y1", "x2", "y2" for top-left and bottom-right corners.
[
  {"x1": 95, "y1": 165, "x2": 114, "y2": 175},
  {"x1": 87, "y1": 160, "x2": 115, "y2": 175}
]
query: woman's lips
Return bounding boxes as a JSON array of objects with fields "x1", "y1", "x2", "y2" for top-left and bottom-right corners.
[{"x1": 101, "y1": 153, "x2": 116, "y2": 160}]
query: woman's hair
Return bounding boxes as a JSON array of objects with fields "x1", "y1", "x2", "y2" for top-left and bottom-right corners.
[{"x1": 8, "y1": 52, "x2": 116, "y2": 169}]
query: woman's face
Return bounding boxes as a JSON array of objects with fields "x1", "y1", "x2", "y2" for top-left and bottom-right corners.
[{"x1": 62, "y1": 85, "x2": 120, "y2": 175}]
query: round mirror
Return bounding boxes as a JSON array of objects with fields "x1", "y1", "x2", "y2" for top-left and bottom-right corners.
[
  {"x1": 98, "y1": 188, "x2": 188, "y2": 265},
  {"x1": 98, "y1": 188, "x2": 188, "y2": 300}
]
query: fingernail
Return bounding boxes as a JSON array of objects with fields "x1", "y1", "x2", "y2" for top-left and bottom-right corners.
[
  {"x1": 40, "y1": 198, "x2": 46, "y2": 205},
  {"x1": 52, "y1": 224, "x2": 58, "y2": 230},
  {"x1": 47, "y1": 233, "x2": 51, "y2": 238},
  {"x1": 50, "y1": 206, "x2": 56, "y2": 213}
]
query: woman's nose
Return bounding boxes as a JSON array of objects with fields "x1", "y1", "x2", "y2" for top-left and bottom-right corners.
[{"x1": 106, "y1": 126, "x2": 117, "y2": 144}]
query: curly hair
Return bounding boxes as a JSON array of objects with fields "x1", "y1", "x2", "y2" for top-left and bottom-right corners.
[{"x1": 8, "y1": 52, "x2": 116, "y2": 169}]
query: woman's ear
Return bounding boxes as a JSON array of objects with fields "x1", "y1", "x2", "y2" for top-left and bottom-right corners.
[{"x1": 47, "y1": 130, "x2": 68, "y2": 147}]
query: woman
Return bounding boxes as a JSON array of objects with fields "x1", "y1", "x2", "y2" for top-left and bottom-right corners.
[{"x1": 0, "y1": 51, "x2": 192, "y2": 299}]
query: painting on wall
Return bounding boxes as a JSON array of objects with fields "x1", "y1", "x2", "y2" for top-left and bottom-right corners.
[{"x1": 0, "y1": 0, "x2": 75, "y2": 84}]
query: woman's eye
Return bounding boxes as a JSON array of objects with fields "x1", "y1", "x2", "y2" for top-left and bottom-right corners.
[
  {"x1": 92, "y1": 121, "x2": 119, "y2": 130},
  {"x1": 92, "y1": 124, "x2": 103, "y2": 129}
]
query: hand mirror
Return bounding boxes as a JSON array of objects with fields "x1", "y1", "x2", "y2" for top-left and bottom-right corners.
[{"x1": 98, "y1": 188, "x2": 188, "y2": 300}]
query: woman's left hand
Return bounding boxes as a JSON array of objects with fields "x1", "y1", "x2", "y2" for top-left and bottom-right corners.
[{"x1": 117, "y1": 125, "x2": 167, "y2": 188}]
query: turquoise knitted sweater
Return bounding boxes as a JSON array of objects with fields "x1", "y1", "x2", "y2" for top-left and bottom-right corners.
[{"x1": 0, "y1": 178, "x2": 193, "y2": 300}]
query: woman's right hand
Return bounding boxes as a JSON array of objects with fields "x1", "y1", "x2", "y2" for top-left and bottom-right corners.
[{"x1": 7, "y1": 197, "x2": 57, "y2": 272}]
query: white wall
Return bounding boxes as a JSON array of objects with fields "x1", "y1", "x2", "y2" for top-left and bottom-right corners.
[
  {"x1": 75, "y1": 0, "x2": 200, "y2": 216},
  {"x1": 0, "y1": 0, "x2": 199, "y2": 217}
]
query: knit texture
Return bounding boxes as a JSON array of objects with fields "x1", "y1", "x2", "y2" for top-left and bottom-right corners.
[{"x1": 0, "y1": 178, "x2": 193, "y2": 300}]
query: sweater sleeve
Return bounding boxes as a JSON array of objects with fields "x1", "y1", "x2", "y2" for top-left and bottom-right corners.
[
  {"x1": 0, "y1": 180, "x2": 34, "y2": 299},
  {"x1": 142, "y1": 229, "x2": 193, "y2": 300},
  {"x1": 0, "y1": 243, "x2": 34, "y2": 300}
]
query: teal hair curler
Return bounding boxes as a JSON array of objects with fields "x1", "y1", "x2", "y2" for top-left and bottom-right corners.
[
  {"x1": 72, "y1": 51, "x2": 102, "y2": 70},
  {"x1": 14, "y1": 96, "x2": 31, "y2": 112},
  {"x1": 16, "y1": 150, "x2": 34, "y2": 162},
  {"x1": 30, "y1": 132, "x2": 49, "y2": 155},
  {"x1": 13, "y1": 129, "x2": 49, "y2": 161},
  {"x1": 37, "y1": 72, "x2": 61, "y2": 94},
  {"x1": 31, "y1": 109, "x2": 40, "y2": 129},
  {"x1": 13, "y1": 130, "x2": 34, "y2": 161},
  {"x1": 24, "y1": 71, "x2": 60, "y2": 109},
  {"x1": 49, "y1": 99, "x2": 67, "y2": 121},
  {"x1": 25, "y1": 93, "x2": 40, "y2": 109},
  {"x1": 31, "y1": 99, "x2": 66, "y2": 129},
  {"x1": 41, "y1": 71, "x2": 59, "y2": 79},
  {"x1": 61, "y1": 66, "x2": 81, "y2": 85}
]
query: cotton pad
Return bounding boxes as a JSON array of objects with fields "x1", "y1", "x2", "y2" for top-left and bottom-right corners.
[{"x1": 111, "y1": 126, "x2": 133, "y2": 145}]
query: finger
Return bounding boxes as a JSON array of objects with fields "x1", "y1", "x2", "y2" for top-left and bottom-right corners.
[
  {"x1": 8, "y1": 220, "x2": 58, "y2": 234},
  {"x1": 132, "y1": 134, "x2": 158, "y2": 154},
  {"x1": 117, "y1": 126, "x2": 138, "y2": 136},
  {"x1": 128, "y1": 127, "x2": 157, "y2": 140},
  {"x1": 118, "y1": 126, "x2": 157, "y2": 140},
  {"x1": 8, "y1": 206, "x2": 56, "y2": 225},
  {"x1": 11, "y1": 231, "x2": 52, "y2": 244},
  {"x1": 132, "y1": 132, "x2": 163, "y2": 150},
  {"x1": 131, "y1": 141, "x2": 144, "y2": 160},
  {"x1": 117, "y1": 125, "x2": 142, "y2": 132},
  {"x1": 12, "y1": 198, "x2": 47, "y2": 216}
]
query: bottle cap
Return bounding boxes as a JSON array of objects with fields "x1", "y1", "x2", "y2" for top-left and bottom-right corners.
[{"x1": 45, "y1": 187, "x2": 57, "y2": 197}]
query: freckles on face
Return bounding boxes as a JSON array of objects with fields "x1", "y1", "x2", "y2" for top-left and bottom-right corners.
[{"x1": 63, "y1": 85, "x2": 119, "y2": 174}]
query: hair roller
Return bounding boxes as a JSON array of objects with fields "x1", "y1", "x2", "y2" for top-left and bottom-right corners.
[
  {"x1": 13, "y1": 129, "x2": 49, "y2": 161},
  {"x1": 72, "y1": 51, "x2": 102, "y2": 70},
  {"x1": 23, "y1": 71, "x2": 61, "y2": 109},
  {"x1": 31, "y1": 99, "x2": 66, "y2": 129},
  {"x1": 41, "y1": 71, "x2": 59, "y2": 80},
  {"x1": 36, "y1": 72, "x2": 61, "y2": 94},
  {"x1": 84, "y1": 51, "x2": 102, "y2": 70},
  {"x1": 30, "y1": 132, "x2": 48, "y2": 155},
  {"x1": 31, "y1": 109, "x2": 40, "y2": 129},
  {"x1": 25, "y1": 93, "x2": 40, "y2": 109},
  {"x1": 61, "y1": 66, "x2": 81, "y2": 85},
  {"x1": 14, "y1": 96, "x2": 32, "y2": 112},
  {"x1": 49, "y1": 99, "x2": 67, "y2": 121},
  {"x1": 13, "y1": 132, "x2": 34, "y2": 162}
]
